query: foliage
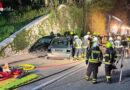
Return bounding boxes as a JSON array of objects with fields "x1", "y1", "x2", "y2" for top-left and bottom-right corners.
[
  {"x1": 69, "y1": 5, "x2": 83, "y2": 35},
  {"x1": 89, "y1": 0, "x2": 117, "y2": 11},
  {"x1": 0, "y1": 25, "x2": 14, "y2": 41},
  {"x1": 76, "y1": 28, "x2": 82, "y2": 36},
  {"x1": 0, "y1": 6, "x2": 50, "y2": 42},
  {"x1": 13, "y1": 30, "x2": 30, "y2": 51}
]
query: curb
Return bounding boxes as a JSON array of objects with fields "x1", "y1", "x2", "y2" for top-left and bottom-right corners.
[{"x1": 0, "y1": 55, "x2": 43, "y2": 66}]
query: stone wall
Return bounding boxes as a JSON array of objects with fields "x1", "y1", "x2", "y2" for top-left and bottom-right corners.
[{"x1": 0, "y1": 4, "x2": 83, "y2": 58}]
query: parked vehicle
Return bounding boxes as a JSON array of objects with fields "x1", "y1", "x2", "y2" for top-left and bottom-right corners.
[
  {"x1": 29, "y1": 36, "x2": 54, "y2": 52},
  {"x1": 47, "y1": 37, "x2": 73, "y2": 59}
]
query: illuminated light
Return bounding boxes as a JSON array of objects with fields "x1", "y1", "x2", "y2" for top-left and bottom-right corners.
[
  {"x1": 112, "y1": 25, "x2": 119, "y2": 34},
  {"x1": 121, "y1": 26, "x2": 126, "y2": 30},
  {"x1": 113, "y1": 25, "x2": 118, "y2": 30}
]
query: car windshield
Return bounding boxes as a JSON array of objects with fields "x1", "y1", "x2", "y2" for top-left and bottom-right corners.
[
  {"x1": 51, "y1": 39, "x2": 69, "y2": 47},
  {"x1": 39, "y1": 38, "x2": 52, "y2": 44}
]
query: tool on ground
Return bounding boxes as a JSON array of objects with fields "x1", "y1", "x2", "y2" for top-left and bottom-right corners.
[{"x1": 119, "y1": 50, "x2": 124, "y2": 84}]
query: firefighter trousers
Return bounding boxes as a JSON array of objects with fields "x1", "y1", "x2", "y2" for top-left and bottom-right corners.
[
  {"x1": 105, "y1": 65, "x2": 112, "y2": 78},
  {"x1": 86, "y1": 63, "x2": 99, "y2": 79},
  {"x1": 82, "y1": 48, "x2": 87, "y2": 57},
  {"x1": 74, "y1": 48, "x2": 81, "y2": 58},
  {"x1": 115, "y1": 48, "x2": 122, "y2": 59}
]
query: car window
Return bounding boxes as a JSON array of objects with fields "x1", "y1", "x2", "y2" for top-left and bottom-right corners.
[
  {"x1": 52, "y1": 39, "x2": 68, "y2": 47},
  {"x1": 40, "y1": 38, "x2": 52, "y2": 44}
]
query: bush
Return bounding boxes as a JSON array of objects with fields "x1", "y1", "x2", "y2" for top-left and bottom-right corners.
[
  {"x1": 0, "y1": 6, "x2": 50, "y2": 42},
  {"x1": 0, "y1": 25, "x2": 14, "y2": 41},
  {"x1": 0, "y1": 17, "x2": 7, "y2": 26}
]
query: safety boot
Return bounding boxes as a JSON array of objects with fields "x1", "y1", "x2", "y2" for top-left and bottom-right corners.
[
  {"x1": 92, "y1": 78, "x2": 97, "y2": 84},
  {"x1": 85, "y1": 75, "x2": 90, "y2": 81}
]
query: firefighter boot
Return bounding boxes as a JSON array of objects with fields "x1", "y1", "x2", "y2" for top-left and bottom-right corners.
[
  {"x1": 85, "y1": 75, "x2": 90, "y2": 81},
  {"x1": 92, "y1": 78, "x2": 97, "y2": 84}
]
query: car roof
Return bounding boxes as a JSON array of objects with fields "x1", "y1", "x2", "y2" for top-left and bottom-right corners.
[{"x1": 53, "y1": 37, "x2": 69, "y2": 40}]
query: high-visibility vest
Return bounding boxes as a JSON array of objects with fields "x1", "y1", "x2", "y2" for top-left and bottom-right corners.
[
  {"x1": 82, "y1": 39, "x2": 89, "y2": 48},
  {"x1": 73, "y1": 39, "x2": 82, "y2": 48}
]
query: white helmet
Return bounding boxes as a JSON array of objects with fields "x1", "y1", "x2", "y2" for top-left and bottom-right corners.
[
  {"x1": 87, "y1": 32, "x2": 90, "y2": 35},
  {"x1": 117, "y1": 36, "x2": 121, "y2": 40},
  {"x1": 93, "y1": 37, "x2": 98, "y2": 42},
  {"x1": 109, "y1": 37, "x2": 113, "y2": 41},
  {"x1": 84, "y1": 35, "x2": 89, "y2": 40},
  {"x1": 74, "y1": 35, "x2": 79, "y2": 39}
]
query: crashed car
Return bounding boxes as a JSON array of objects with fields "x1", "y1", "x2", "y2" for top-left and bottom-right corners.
[
  {"x1": 29, "y1": 36, "x2": 54, "y2": 52},
  {"x1": 47, "y1": 37, "x2": 73, "y2": 59}
]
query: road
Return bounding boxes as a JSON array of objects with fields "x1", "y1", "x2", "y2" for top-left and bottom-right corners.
[
  {"x1": 8, "y1": 54, "x2": 130, "y2": 90},
  {"x1": 39, "y1": 58, "x2": 130, "y2": 90}
]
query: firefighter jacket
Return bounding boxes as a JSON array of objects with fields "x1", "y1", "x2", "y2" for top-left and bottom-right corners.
[
  {"x1": 73, "y1": 38, "x2": 82, "y2": 49},
  {"x1": 82, "y1": 39, "x2": 89, "y2": 48},
  {"x1": 87, "y1": 47, "x2": 103, "y2": 63},
  {"x1": 105, "y1": 47, "x2": 117, "y2": 65},
  {"x1": 114, "y1": 40, "x2": 122, "y2": 48}
]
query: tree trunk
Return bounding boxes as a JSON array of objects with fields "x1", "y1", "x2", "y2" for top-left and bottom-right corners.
[{"x1": 45, "y1": 0, "x2": 49, "y2": 7}]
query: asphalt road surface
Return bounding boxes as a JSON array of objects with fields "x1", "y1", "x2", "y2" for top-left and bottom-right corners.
[
  {"x1": 10, "y1": 55, "x2": 129, "y2": 90},
  {"x1": 40, "y1": 58, "x2": 130, "y2": 90}
]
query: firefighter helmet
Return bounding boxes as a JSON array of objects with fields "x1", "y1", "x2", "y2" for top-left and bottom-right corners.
[
  {"x1": 126, "y1": 37, "x2": 129, "y2": 41},
  {"x1": 93, "y1": 32, "x2": 96, "y2": 36},
  {"x1": 106, "y1": 42, "x2": 112, "y2": 48},
  {"x1": 84, "y1": 35, "x2": 89, "y2": 40},
  {"x1": 117, "y1": 36, "x2": 121, "y2": 40},
  {"x1": 74, "y1": 35, "x2": 79, "y2": 39},
  {"x1": 109, "y1": 37, "x2": 113, "y2": 41},
  {"x1": 70, "y1": 31, "x2": 73, "y2": 35},
  {"x1": 87, "y1": 32, "x2": 90, "y2": 35}
]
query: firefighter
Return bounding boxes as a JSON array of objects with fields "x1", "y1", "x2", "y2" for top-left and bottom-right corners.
[
  {"x1": 82, "y1": 35, "x2": 89, "y2": 58},
  {"x1": 85, "y1": 42, "x2": 103, "y2": 84},
  {"x1": 122, "y1": 37, "x2": 129, "y2": 58},
  {"x1": 105, "y1": 42, "x2": 117, "y2": 83},
  {"x1": 93, "y1": 35, "x2": 100, "y2": 46},
  {"x1": 109, "y1": 36, "x2": 114, "y2": 48},
  {"x1": 114, "y1": 36, "x2": 123, "y2": 59},
  {"x1": 73, "y1": 35, "x2": 82, "y2": 60}
]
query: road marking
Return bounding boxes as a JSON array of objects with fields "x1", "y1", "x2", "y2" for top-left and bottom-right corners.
[{"x1": 32, "y1": 64, "x2": 85, "y2": 90}]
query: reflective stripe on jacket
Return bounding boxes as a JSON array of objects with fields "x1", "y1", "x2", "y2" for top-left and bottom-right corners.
[
  {"x1": 87, "y1": 47, "x2": 103, "y2": 63},
  {"x1": 73, "y1": 39, "x2": 82, "y2": 48},
  {"x1": 105, "y1": 47, "x2": 117, "y2": 65}
]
